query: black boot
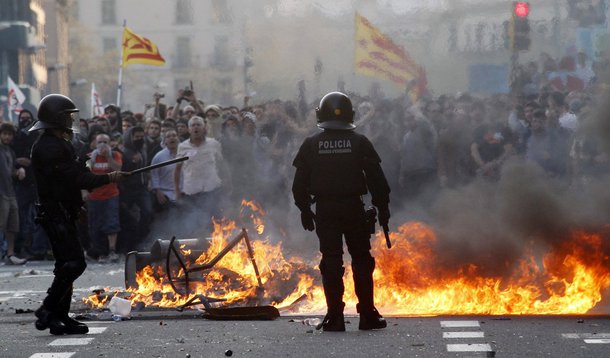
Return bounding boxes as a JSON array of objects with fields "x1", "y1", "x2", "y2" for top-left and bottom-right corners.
[
  {"x1": 35, "y1": 306, "x2": 66, "y2": 335},
  {"x1": 321, "y1": 302, "x2": 345, "y2": 332},
  {"x1": 59, "y1": 316, "x2": 89, "y2": 334},
  {"x1": 357, "y1": 304, "x2": 387, "y2": 330},
  {"x1": 321, "y1": 312, "x2": 346, "y2": 331},
  {"x1": 57, "y1": 287, "x2": 89, "y2": 334}
]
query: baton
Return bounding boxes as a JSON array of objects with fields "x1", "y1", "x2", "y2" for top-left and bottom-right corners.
[
  {"x1": 382, "y1": 224, "x2": 392, "y2": 249},
  {"x1": 129, "y1": 156, "x2": 189, "y2": 175}
]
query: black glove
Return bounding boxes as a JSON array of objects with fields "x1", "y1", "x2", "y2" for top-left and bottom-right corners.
[
  {"x1": 300, "y1": 209, "x2": 315, "y2": 231},
  {"x1": 377, "y1": 205, "x2": 390, "y2": 228}
]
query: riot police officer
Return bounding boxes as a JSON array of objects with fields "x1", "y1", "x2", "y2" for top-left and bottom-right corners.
[
  {"x1": 292, "y1": 92, "x2": 391, "y2": 331},
  {"x1": 29, "y1": 94, "x2": 127, "y2": 335}
]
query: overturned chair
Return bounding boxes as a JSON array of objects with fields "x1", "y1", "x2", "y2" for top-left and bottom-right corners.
[{"x1": 125, "y1": 228, "x2": 279, "y2": 320}]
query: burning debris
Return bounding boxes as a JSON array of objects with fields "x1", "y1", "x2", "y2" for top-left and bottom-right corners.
[{"x1": 83, "y1": 200, "x2": 610, "y2": 316}]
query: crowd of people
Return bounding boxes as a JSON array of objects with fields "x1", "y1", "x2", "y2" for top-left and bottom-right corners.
[{"x1": 1, "y1": 50, "x2": 609, "y2": 265}]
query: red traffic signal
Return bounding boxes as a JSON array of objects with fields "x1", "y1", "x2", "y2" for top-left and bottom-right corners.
[{"x1": 514, "y1": 2, "x2": 529, "y2": 17}]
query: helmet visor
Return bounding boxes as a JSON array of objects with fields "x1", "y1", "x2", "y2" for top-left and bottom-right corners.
[{"x1": 59, "y1": 110, "x2": 80, "y2": 133}]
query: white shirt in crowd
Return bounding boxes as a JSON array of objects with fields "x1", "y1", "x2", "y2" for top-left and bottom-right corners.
[{"x1": 176, "y1": 137, "x2": 223, "y2": 195}]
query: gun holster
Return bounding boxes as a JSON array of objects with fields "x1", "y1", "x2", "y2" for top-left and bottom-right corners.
[
  {"x1": 34, "y1": 203, "x2": 48, "y2": 224},
  {"x1": 365, "y1": 207, "x2": 377, "y2": 234}
]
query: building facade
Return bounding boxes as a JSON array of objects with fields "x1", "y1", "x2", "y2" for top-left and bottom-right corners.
[{"x1": 70, "y1": 0, "x2": 607, "y2": 113}]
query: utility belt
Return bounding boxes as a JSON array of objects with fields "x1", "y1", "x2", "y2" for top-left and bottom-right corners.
[
  {"x1": 313, "y1": 194, "x2": 363, "y2": 204},
  {"x1": 314, "y1": 195, "x2": 376, "y2": 235},
  {"x1": 35, "y1": 202, "x2": 76, "y2": 223}
]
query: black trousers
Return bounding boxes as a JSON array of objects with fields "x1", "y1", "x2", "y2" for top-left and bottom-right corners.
[
  {"x1": 38, "y1": 209, "x2": 86, "y2": 316},
  {"x1": 314, "y1": 197, "x2": 376, "y2": 314}
]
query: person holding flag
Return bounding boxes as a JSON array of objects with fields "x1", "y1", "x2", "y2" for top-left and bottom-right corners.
[{"x1": 7, "y1": 76, "x2": 26, "y2": 122}]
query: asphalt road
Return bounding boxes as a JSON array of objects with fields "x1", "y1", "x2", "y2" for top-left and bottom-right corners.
[{"x1": 1, "y1": 260, "x2": 609, "y2": 358}]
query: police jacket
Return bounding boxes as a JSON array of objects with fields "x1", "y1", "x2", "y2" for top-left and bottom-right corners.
[
  {"x1": 292, "y1": 129, "x2": 390, "y2": 211},
  {"x1": 31, "y1": 131, "x2": 110, "y2": 217}
]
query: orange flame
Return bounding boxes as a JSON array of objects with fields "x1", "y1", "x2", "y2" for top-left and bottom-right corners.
[
  {"x1": 84, "y1": 202, "x2": 610, "y2": 315},
  {"x1": 240, "y1": 199, "x2": 265, "y2": 235}
]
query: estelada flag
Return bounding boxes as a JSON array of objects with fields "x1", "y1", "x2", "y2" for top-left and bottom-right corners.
[
  {"x1": 90, "y1": 83, "x2": 104, "y2": 118},
  {"x1": 354, "y1": 13, "x2": 427, "y2": 100},
  {"x1": 7, "y1": 76, "x2": 26, "y2": 120},
  {"x1": 122, "y1": 27, "x2": 166, "y2": 67}
]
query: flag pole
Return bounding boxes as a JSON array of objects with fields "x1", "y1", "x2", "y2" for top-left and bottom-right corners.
[
  {"x1": 116, "y1": 19, "x2": 126, "y2": 108},
  {"x1": 91, "y1": 83, "x2": 96, "y2": 118},
  {"x1": 6, "y1": 77, "x2": 11, "y2": 122}
]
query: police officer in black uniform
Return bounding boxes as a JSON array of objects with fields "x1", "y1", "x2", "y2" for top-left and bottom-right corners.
[
  {"x1": 292, "y1": 92, "x2": 391, "y2": 331},
  {"x1": 29, "y1": 94, "x2": 127, "y2": 335}
]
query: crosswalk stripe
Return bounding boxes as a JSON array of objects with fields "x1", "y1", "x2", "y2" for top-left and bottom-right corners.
[
  {"x1": 29, "y1": 353, "x2": 75, "y2": 358},
  {"x1": 48, "y1": 338, "x2": 94, "y2": 346},
  {"x1": 87, "y1": 327, "x2": 107, "y2": 334},
  {"x1": 440, "y1": 320, "x2": 480, "y2": 328},
  {"x1": 584, "y1": 339, "x2": 610, "y2": 344},
  {"x1": 443, "y1": 331, "x2": 485, "y2": 338},
  {"x1": 447, "y1": 343, "x2": 493, "y2": 352},
  {"x1": 562, "y1": 333, "x2": 610, "y2": 339}
]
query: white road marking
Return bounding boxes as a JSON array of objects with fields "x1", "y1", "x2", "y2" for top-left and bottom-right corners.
[
  {"x1": 29, "y1": 353, "x2": 75, "y2": 358},
  {"x1": 87, "y1": 327, "x2": 107, "y2": 334},
  {"x1": 584, "y1": 339, "x2": 610, "y2": 344},
  {"x1": 48, "y1": 338, "x2": 94, "y2": 346},
  {"x1": 0, "y1": 287, "x2": 108, "y2": 295},
  {"x1": 443, "y1": 331, "x2": 485, "y2": 338},
  {"x1": 447, "y1": 343, "x2": 493, "y2": 352},
  {"x1": 440, "y1": 320, "x2": 480, "y2": 328},
  {"x1": 562, "y1": 333, "x2": 610, "y2": 339}
]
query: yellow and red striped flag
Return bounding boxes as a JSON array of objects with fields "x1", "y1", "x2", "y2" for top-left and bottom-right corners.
[
  {"x1": 121, "y1": 27, "x2": 166, "y2": 67},
  {"x1": 354, "y1": 13, "x2": 426, "y2": 100}
]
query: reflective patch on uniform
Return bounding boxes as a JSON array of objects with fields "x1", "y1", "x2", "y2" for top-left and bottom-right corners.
[{"x1": 318, "y1": 139, "x2": 352, "y2": 154}]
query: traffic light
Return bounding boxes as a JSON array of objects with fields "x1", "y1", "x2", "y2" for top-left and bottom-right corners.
[{"x1": 512, "y1": 2, "x2": 530, "y2": 51}]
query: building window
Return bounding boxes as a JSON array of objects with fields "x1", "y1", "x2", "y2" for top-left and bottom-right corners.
[
  {"x1": 103, "y1": 38, "x2": 117, "y2": 53},
  {"x1": 174, "y1": 37, "x2": 192, "y2": 68},
  {"x1": 70, "y1": 1, "x2": 79, "y2": 21},
  {"x1": 212, "y1": 0, "x2": 232, "y2": 24},
  {"x1": 175, "y1": 0, "x2": 193, "y2": 24},
  {"x1": 212, "y1": 35, "x2": 233, "y2": 70},
  {"x1": 101, "y1": 0, "x2": 116, "y2": 25}
]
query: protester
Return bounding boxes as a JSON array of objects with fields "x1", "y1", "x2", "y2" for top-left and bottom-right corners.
[
  {"x1": 150, "y1": 128, "x2": 180, "y2": 211},
  {"x1": 174, "y1": 116, "x2": 228, "y2": 236},
  {"x1": 0, "y1": 123, "x2": 27, "y2": 265},
  {"x1": 398, "y1": 111, "x2": 437, "y2": 200},
  {"x1": 84, "y1": 133, "x2": 122, "y2": 263},
  {"x1": 119, "y1": 126, "x2": 152, "y2": 252},
  {"x1": 144, "y1": 118, "x2": 163, "y2": 165},
  {"x1": 10, "y1": 110, "x2": 39, "y2": 258},
  {"x1": 203, "y1": 104, "x2": 223, "y2": 139}
]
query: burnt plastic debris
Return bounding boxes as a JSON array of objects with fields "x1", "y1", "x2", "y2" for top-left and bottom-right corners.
[
  {"x1": 303, "y1": 317, "x2": 323, "y2": 330},
  {"x1": 75, "y1": 310, "x2": 114, "y2": 321},
  {"x1": 15, "y1": 308, "x2": 34, "y2": 314},
  {"x1": 303, "y1": 318, "x2": 321, "y2": 327},
  {"x1": 112, "y1": 314, "x2": 131, "y2": 321}
]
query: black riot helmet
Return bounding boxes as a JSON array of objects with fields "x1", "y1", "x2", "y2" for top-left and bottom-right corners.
[
  {"x1": 30, "y1": 94, "x2": 80, "y2": 133},
  {"x1": 316, "y1": 91, "x2": 356, "y2": 130}
]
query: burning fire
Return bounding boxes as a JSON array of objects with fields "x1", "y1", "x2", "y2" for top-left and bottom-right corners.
[{"x1": 84, "y1": 201, "x2": 610, "y2": 316}]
